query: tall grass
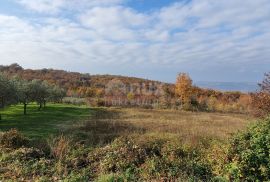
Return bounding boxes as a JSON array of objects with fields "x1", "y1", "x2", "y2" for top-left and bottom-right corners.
[{"x1": 68, "y1": 108, "x2": 252, "y2": 147}]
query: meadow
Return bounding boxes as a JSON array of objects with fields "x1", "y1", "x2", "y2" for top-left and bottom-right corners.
[
  {"x1": 0, "y1": 104, "x2": 91, "y2": 138},
  {"x1": 1, "y1": 103, "x2": 257, "y2": 181},
  {"x1": 0, "y1": 104, "x2": 252, "y2": 144},
  {"x1": 68, "y1": 107, "x2": 252, "y2": 147}
]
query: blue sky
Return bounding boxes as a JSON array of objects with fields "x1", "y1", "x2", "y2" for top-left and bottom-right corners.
[{"x1": 0, "y1": 0, "x2": 269, "y2": 83}]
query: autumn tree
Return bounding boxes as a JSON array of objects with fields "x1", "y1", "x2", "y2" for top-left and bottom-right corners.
[
  {"x1": 175, "y1": 73, "x2": 194, "y2": 108},
  {"x1": 0, "y1": 74, "x2": 18, "y2": 120},
  {"x1": 251, "y1": 72, "x2": 270, "y2": 117},
  {"x1": 127, "y1": 92, "x2": 135, "y2": 105},
  {"x1": 159, "y1": 85, "x2": 174, "y2": 108},
  {"x1": 259, "y1": 72, "x2": 270, "y2": 93}
]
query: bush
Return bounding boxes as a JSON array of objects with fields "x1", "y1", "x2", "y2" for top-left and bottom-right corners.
[
  {"x1": 87, "y1": 98, "x2": 105, "y2": 107},
  {"x1": 0, "y1": 131, "x2": 92, "y2": 181},
  {"x1": 251, "y1": 92, "x2": 270, "y2": 118},
  {"x1": 5, "y1": 130, "x2": 260, "y2": 181},
  {"x1": 62, "y1": 97, "x2": 86, "y2": 106},
  {"x1": 89, "y1": 137, "x2": 213, "y2": 181},
  {"x1": 0, "y1": 129, "x2": 29, "y2": 148},
  {"x1": 226, "y1": 118, "x2": 270, "y2": 181}
]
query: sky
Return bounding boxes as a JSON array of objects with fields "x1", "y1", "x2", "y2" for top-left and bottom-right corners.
[{"x1": 0, "y1": 0, "x2": 269, "y2": 83}]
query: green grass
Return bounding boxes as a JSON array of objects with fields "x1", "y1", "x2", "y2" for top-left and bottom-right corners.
[{"x1": 0, "y1": 103, "x2": 91, "y2": 138}]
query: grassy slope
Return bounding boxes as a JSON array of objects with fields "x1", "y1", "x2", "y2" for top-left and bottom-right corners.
[{"x1": 0, "y1": 104, "x2": 91, "y2": 138}]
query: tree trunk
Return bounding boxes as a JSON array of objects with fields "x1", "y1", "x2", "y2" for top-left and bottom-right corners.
[
  {"x1": 24, "y1": 103, "x2": 27, "y2": 115},
  {"x1": 38, "y1": 103, "x2": 42, "y2": 111},
  {"x1": 0, "y1": 113, "x2": 2, "y2": 120},
  {"x1": 43, "y1": 100, "x2": 46, "y2": 108}
]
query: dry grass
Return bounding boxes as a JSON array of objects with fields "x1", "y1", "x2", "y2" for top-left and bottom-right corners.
[
  {"x1": 122, "y1": 109, "x2": 251, "y2": 139},
  {"x1": 69, "y1": 108, "x2": 253, "y2": 146}
]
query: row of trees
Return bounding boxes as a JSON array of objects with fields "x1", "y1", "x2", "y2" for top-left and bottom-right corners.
[{"x1": 0, "y1": 74, "x2": 66, "y2": 120}]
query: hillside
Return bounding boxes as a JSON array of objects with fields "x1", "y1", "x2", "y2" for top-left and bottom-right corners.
[
  {"x1": 0, "y1": 63, "x2": 169, "y2": 97},
  {"x1": 0, "y1": 63, "x2": 165, "y2": 86},
  {"x1": 0, "y1": 64, "x2": 251, "y2": 109}
]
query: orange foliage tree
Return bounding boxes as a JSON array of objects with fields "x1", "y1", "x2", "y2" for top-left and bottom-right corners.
[{"x1": 175, "y1": 73, "x2": 194, "y2": 107}]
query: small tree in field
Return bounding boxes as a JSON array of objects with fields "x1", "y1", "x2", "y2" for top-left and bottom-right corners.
[
  {"x1": 175, "y1": 73, "x2": 193, "y2": 109},
  {"x1": 15, "y1": 79, "x2": 34, "y2": 115},
  {"x1": 0, "y1": 74, "x2": 18, "y2": 120},
  {"x1": 30, "y1": 80, "x2": 50, "y2": 110},
  {"x1": 49, "y1": 85, "x2": 66, "y2": 103}
]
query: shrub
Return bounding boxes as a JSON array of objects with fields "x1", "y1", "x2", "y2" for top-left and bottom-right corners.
[
  {"x1": 89, "y1": 137, "x2": 213, "y2": 181},
  {"x1": 62, "y1": 97, "x2": 86, "y2": 106},
  {"x1": 48, "y1": 135, "x2": 71, "y2": 160},
  {"x1": 0, "y1": 146, "x2": 50, "y2": 181},
  {"x1": 226, "y1": 118, "x2": 270, "y2": 181},
  {"x1": 251, "y1": 92, "x2": 270, "y2": 118},
  {"x1": 87, "y1": 98, "x2": 105, "y2": 107},
  {"x1": 96, "y1": 173, "x2": 125, "y2": 182},
  {"x1": 0, "y1": 129, "x2": 29, "y2": 148}
]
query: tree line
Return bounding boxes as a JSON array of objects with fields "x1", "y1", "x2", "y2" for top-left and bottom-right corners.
[
  {"x1": 1, "y1": 63, "x2": 269, "y2": 117},
  {"x1": 0, "y1": 74, "x2": 66, "y2": 120},
  {"x1": 175, "y1": 72, "x2": 270, "y2": 117}
]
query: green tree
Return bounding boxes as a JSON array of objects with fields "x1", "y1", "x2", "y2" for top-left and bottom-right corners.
[
  {"x1": 49, "y1": 85, "x2": 66, "y2": 103},
  {"x1": 15, "y1": 79, "x2": 34, "y2": 115},
  {"x1": 0, "y1": 74, "x2": 18, "y2": 120},
  {"x1": 30, "y1": 80, "x2": 50, "y2": 110}
]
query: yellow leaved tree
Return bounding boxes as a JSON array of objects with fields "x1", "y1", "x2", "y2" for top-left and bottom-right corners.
[{"x1": 175, "y1": 73, "x2": 194, "y2": 109}]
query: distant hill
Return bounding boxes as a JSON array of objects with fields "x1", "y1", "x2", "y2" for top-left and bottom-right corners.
[
  {"x1": 196, "y1": 81, "x2": 259, "y2": 92},
  {"x1": 0, "y1": 63, "x2": 170, "y2": 97}
]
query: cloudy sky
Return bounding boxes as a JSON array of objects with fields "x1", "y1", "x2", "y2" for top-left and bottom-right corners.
[{"x1": 0, "y1": 0, "x2": 269, "y2": 83}]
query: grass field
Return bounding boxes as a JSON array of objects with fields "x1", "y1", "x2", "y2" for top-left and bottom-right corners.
[
  {"x1": 0, "y1": 104, "x2": 91, "y2": 138},
  {"x1": 0, "y1": 104, "x2": 252, "y2": 144},
  {"x1": 68, "y1": 107, "x2": 253, "y2": 146}
]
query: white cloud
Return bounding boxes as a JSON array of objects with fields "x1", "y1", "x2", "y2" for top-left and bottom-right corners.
[
  {"x1": 1, "y1": 0, "x2": 270, "y2": 81},
  {"x1": 16, "y1": 0, "x2": 124, "y2": 13},
  {"x1": 79, "y1": 6, "x2": 148, "y2": 41},
  {"x1": 16, "y1": 0, "x2": 65, "y2": 14}
]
